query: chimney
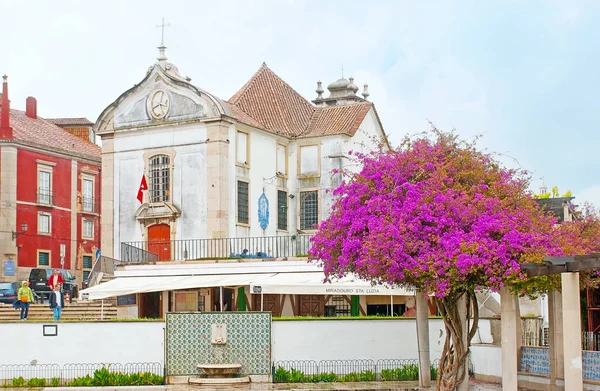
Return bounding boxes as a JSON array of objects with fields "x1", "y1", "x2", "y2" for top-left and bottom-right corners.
[
  {"x1": 0, "y1": 75, "x2": 13, "y2": 139},
  {"x1": 26, "y1": 96, "x2": 37, "y2": 119}
]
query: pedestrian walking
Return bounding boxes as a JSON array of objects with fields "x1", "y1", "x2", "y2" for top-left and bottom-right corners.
[
  {"x1": 17, "y1": 281, "x2": 34, "y2": 320},
  {"x1": 48, "y1": 269, "x2": 64, "y2": 290},
  {"x1": 49, "y1": 285, "x2": 65, "y2": 321}
]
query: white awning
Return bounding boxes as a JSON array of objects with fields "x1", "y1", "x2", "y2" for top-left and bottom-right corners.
[
  {"x1": 250, "y1": 272, "x2": 414, "y2": 296},
  {"x1": 80, "y1": 273, "x2": 276, "y2": 301},
  {"x1": 79, "y1": 260, "x2": 416, "y2": 300}
]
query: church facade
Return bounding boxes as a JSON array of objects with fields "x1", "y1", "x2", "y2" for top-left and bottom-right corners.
[
  {"x1": 93, "y1": 46, "x2": 404, "y2": 318},
  {"x1": 96, "y1": 47, "x2": 386, "y2": 263}
]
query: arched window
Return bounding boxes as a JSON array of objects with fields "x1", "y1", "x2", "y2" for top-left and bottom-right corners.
[{"x1": 149, "y1": 155, "x2": 170, "y2": 203}]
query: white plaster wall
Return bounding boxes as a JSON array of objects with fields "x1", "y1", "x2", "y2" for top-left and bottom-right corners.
[
  {"x1": 112, "y1": 123, "x2": 209, "y2": 256},
  {"x1": 174, "y1": 143, "x2": 207, "y2": 240},
  {"x1": 470, "y1": 344, "x2": 502, "y2": 378},
  {"x1": 0, "y1": 322, "x2": 164, "y2": 367},
  {"x1": 272, "y1": 319, "x2": 447, "y2": 362},
  {"x1": 472, "y1": 318, "x2": 494, "y2": 344}
]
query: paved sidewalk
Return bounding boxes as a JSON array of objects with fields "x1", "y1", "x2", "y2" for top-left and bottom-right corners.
[{"x1": 0, "y1": 379, "x2": 511, "y2": 391}]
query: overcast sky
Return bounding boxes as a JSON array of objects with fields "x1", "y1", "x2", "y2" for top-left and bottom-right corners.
[{"x1": 2, "y1": 0, "x2": 599, "y2": 206}]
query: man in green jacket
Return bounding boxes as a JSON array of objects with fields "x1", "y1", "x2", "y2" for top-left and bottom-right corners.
[{"x1": 17, "y1": 281, "x2": 34, "y2": 320}]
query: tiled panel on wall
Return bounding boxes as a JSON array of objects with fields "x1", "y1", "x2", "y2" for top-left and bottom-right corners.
[
  {"x1": 520, "y1": 347, "x2": 549, "y2": 376},
  {"x1": 165, "y1": 312, "x2": 271, "y2": 376},
  {"x1": 583, "y1": 350, "x2": 600, "y2": 380}
]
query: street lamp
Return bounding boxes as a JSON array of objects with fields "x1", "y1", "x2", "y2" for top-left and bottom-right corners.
[{"x1": 12, "y1": 223, "x2": 28, "y2": 240}]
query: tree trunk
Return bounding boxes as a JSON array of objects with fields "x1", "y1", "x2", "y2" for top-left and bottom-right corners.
[{"x1": 435, "y1": 290, "x2": 479, "y2": 390}]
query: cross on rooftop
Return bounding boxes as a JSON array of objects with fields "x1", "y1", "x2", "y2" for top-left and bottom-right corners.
[{"x1": 156, "y1": 17, "x2": 170, "y2": 46}]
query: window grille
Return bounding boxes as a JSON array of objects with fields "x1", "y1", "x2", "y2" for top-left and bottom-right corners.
[
  {"x1": 332, "y1": 296, "x2": 351, "y2": 316},
  {"x1": 237, "y1": 181, "x2": 249, "y2": 224},
  {"x1": 149, "y1": 155, "x2": 170, "y2": 203},
  {"x1": 300, "y1": 190, "x2": 318, "y2": 230},
  {"x1": 277, "y1": 190, "x2": 288, "y2": 230}
]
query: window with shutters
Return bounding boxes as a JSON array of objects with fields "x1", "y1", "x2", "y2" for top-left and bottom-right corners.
[
  {"x1": 83, "y1": 255, "x2": 93, "y2": 281},
  {"x1": 277, "y1": 190, "x2": 288, "y2": 230},
  {"x1": 38, "y1": 251, "x2": 50, "y2": 267},
  {"x1": 237, "y1": 180, "x2": 249, "y2": 225}
]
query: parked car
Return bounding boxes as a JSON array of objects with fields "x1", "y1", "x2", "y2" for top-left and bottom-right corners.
[
  {"x1": 0, "y1": 281, "x2": 20, "y2": 304},
  {"x1": 28, "y1": 268, "x2": 78, "y2": 302}
]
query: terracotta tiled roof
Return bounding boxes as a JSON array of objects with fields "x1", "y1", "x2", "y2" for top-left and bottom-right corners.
[
  {"x1": 46, "y1": 117, "x2": 94, "y2": 126},
  {"x1": 229, "y1": 63, "x2": 315, "y2": 137},
  {"x1": 8, "y1": 110, "x2": 100, "y2": 161},
  {"x1": 223, "y1": 102, "x2": 264, "y2": 129},
  {"x1": 302, "y1": 102, "x2": 372, "y2": 138}
]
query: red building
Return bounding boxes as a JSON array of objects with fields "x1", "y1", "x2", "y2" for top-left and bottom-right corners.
[{"x1": 0, "y1": 75, "x2": 101, "y2": 285}]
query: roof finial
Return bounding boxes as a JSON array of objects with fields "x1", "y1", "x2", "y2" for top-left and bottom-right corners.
[
  {"x1": 341, "y1": 64, "x2": 344, "y2": 79},
  {"x1": 156, "y1": 17, "x2": 170, "y2": 61},
  {"x1": 315, "y1": 81, "x2": 324, "y2": 101},
  {"x1": 361, "y1": 83, "x2": 370, "y2": 100}
]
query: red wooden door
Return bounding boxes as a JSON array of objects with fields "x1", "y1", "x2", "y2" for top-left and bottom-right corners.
[{"x1": 148, "y1": 224, "x2": 171, "y2": 261}]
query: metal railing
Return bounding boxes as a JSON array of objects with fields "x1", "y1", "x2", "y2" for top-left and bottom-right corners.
[
  {"x1": 272, "y1": 358, "x2": 442, "y2": 383},
  {"x1": 37, "y1": 189, "x2": 55, "y2": 205},
  {"x1": 120, "y1": 242, "x2": 159, "y2": 264},
  {"x1": 121, "y1": 234, "x2": 313, "y2": 263},
  {"x1": 81, "y1": 196, "x2": 98, "y2": 213},
  {"x1": 583, "y1": 331, "x2": 600, "y2": 351},
  {"x1": 0, "y1": 362, "x2": 163, "y2": 386},
  {"x1": 523, "y1": 330, "x2": 600, "y2": 351},
  {"x1": 522, "y1": 331, "x2": 548, "y2": 347},
  {"x1": 84, "y1": 256, "x2": 118, "y2": 289}
]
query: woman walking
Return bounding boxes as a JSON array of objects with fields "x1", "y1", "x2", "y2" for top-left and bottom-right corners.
[
  {"x1": 17, "y1": 281, "x2": 34, "y2": 320},
  {"x1": 49, "y1": 285, "x2": 65, "y2": 321}
]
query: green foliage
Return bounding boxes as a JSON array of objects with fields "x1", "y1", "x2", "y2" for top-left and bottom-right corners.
[
  {"x1": 381, "y1": 365, "x2": 419, "y2": 381},
  {"x1": 27, "y1": 378, "x2": 46, "y2": 387},
  {"x1": 430, "y1": 364, "x2": 438, "y2": 380},
  {"x1": 11, "y1": 377, "x2": 25, "y2": 387},
  {"x1": 274, "y1": 367, "x2": 383, "y2": 383},
  {"x1": 4, "y1": 369, "x2": 164, "y2": 388},
  {"x1": 67, "y1": 375, "x2": 94, "y2": 387}
]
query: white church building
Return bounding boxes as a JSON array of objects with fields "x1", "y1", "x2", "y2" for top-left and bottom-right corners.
[{"x1": 84, "y1": 45, "x2": 418, "y2": 318}]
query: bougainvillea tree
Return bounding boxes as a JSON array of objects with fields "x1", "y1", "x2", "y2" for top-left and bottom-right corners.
[{"x1": 309, "y1": 130, "x2": 561, "y2": 390}]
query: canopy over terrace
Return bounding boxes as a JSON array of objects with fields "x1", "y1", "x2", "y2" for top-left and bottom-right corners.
[{"x1": 79, "y1": 260, "x2": 413, "y2": 300}]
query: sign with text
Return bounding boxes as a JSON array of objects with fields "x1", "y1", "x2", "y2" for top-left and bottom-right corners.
[{"x1": 4, "y1": 261, "x2": 15, "y2": 276}]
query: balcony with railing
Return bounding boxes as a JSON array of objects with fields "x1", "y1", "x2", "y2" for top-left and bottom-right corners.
[
  {"x1": 81, "y1": 196, "x2": 98, "y2": 213},
  {"x1": 37, "y1": 189, "x2": 55, "y2": 206},
  {"x1": 120, "y1": 234, "x2": 313, "y2": 264}
]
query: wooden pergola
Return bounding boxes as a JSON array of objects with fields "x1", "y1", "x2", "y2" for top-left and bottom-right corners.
[{"x1": 414, "y1": 253, "x2": 600, "y2": 391}]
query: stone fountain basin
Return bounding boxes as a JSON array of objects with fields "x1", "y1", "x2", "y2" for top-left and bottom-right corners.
[{"x1": 197, "y1": 364, "x2": 242, "y2": 378}]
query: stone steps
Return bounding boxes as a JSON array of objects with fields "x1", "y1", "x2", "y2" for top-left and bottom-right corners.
[{"x1": 0, "y1": 302, "x2": 118, "y2": 321}]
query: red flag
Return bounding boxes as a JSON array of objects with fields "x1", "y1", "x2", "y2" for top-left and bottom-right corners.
[{"x1": 137, "y1": 175, "x2": 148, "y2": 203}]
